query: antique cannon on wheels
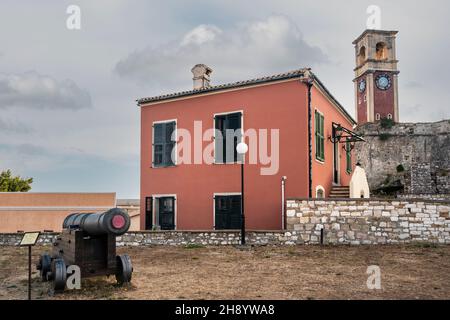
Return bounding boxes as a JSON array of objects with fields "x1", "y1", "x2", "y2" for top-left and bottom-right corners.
[{"x1": 36, "y1": 208, "x2": 133, "y2": 291}]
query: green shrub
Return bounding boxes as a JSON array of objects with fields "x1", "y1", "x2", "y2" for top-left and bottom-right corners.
[
  {"x1": 184, "y1": 243, "x2": 205, "y2": 249},
  {"x1": 396, "y1": 164, "x2": 405, "y2": 173},
  {"x1": 380, "y1": 118, "x2": 394, "y2": 129}
]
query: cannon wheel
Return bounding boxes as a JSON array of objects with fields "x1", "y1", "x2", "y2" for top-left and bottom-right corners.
[
  {"x1": 52, "y1": 258, "x2": 67, "y2": 291},
  {"x1": 115, "y1": 255, "x2": 132, "y2": 285},
  {"x1": 37, "y1": 254, "x2": 52, "y2": 282}
]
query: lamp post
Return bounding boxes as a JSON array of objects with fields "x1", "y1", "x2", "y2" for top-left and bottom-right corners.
[{"x1": 236, "y1": 142, "x2": 248, "y2": 245}]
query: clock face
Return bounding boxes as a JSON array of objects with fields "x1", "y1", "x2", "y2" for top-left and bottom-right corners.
[
  {"x1": 376, "y1": 74, "x2": 392, "y2": 90},
  {"x1": 358, "y1": 79, "x2": 366, "y2": 93}
]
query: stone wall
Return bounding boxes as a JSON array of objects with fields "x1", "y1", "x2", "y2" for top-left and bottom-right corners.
[
  {"x1": 286, "y1": 198, "x2": 450, "y2": 245},
  {"x1": 397, "y1": 194, "x2": 450, "y2": 201},
  {"x1": 1, "y1": 198, "x2": 449, "y2": 246},
  {"x1": 355, "y1": 120, "x2": 450, "y2": 196},
  {"x1": 0, "y1": 232, "x2": 58, "y2": 246},
  {"x1": 0, "y1": 231, "x2": 294, "y2": 247}
]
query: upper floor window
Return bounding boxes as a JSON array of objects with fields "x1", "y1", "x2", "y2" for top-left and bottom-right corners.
[
  {"x1": 315, "y1": 110, "x2": 325, "y2": 162},
  {"x1": 214, "y1": 112, "x2": 242, "y2": 163},
  {"x1": 153, "y1": 121, "x2": 176, "y2": 167}
]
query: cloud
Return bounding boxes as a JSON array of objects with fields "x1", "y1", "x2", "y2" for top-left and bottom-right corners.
[
  {"x1": 0, "y1": 117, "x2": 32, "y2": 134},
  {"x1": 405, "y1": 81, "x2": 423, "y2": 88},
  {"x1": 0, "y1": 71, "x2": 92, "y2": 110},
  {"x1": 114, "y1": 15, "x2": 328, "y2": 89}
]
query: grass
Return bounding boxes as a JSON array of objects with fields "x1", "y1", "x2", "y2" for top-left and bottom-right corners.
[
  {"x1": 184, "y1": 243, "x2": 205, "y2": 249},
  {"x1": 412, "y1": 242, "x2": 439, "y2": 248}
]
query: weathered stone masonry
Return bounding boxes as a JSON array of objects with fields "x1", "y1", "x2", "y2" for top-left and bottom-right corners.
[
  {"x1": 355, "y1": 120, "x2": 450, "y2": 196},
  {"x1": 1, "y1": 198, "x2": 449, "y2": 246},
  {"x1": 286, "y1": 198, "x2": 450, "y2": 244}
]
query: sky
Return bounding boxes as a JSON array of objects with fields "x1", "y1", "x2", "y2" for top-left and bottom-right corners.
[{"x1": 0, "y1": 0, "x2": 449, "y2": 198}]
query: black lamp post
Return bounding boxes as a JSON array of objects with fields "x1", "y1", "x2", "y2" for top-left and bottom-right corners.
[{"x1": 236, "y1": 142, "x2": 248, "y2": 245}]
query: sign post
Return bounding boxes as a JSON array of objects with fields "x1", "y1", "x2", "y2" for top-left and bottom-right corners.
[{"x1": 19, "y1": 232, "x2": 40, "y2": 300}]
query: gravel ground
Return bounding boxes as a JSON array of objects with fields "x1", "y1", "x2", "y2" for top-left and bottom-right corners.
[{"x1": 1, "y1": 244, "x2": 449, "y2": 300}]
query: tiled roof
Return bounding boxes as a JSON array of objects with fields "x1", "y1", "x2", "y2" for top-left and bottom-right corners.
[
  {"x1": 137, "y1": 67, "x2": 356, "y2": 125},
  {"x1": 137, "y1": 68, "x2": 310, "y2": 105}
]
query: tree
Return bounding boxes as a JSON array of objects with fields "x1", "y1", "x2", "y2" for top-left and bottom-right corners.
[{"x1": 0, "y1": 169, "x2": 33, "y2": 192}]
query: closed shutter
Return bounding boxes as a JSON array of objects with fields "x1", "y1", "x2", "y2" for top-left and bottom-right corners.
[
  {"x1": 153, "y1": 122, "x2": 176, "y2": 167},
  {"x1": 214, "y1": 112, "x2": 242, "y2": 163},
  {"x1": 158, "y1": 197, "x2": 175, "y2": 230},
  {"x1": 145, "y1": 197, "x2": 153, "y2": 230},
  {"x1": 215, "y1": 195, "x2": 242, "y2": 230},
  {"x1": 315, "y1": 111, "x2": 325, "y2": 161}
]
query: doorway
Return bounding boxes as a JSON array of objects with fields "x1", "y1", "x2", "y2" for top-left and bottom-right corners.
[
  {"x1": 155, "y1": 196, "x2": 175, "y2": 230},
  {"x1": 214, "y1": 195, "x2": 242, "y2": 230}
]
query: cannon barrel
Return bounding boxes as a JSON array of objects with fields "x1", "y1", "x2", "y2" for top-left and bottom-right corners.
[{"x1": 63, "y1": 208, "x2": 130, "y2": 236}]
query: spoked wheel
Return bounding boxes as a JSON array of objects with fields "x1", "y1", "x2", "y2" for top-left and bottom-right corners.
[
  {"x1": 115, "y1": 254, "x2": 133, "y2": 285},
  {"x1": 51, "y1": 258, "x2": 67, "y2": 291},
  {"x1": 37, "y1": 254, "x2": 52, "y2": 282}
]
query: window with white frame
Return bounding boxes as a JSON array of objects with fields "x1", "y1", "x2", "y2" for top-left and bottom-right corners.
[
  {"x1": 315, "y1": 110, "x2": 325, "y2": 162},
  {"x1": 153, "y1": 121, "x2": 176, "y2": 167},
  {"x1": 214, "y1": 112, "x2": 242, "y2": 163}
]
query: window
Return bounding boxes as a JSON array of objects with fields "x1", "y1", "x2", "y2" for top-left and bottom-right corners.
[
  {"x1": 387, "y1": 113, "x2": 393, "y2": 120},
  {"x1": 346, "y1": 140, "x2": 352, "y2": 174},
  {"x1": 214, "y1": 112, "x2": 242, "y2": 163},
  {"x1": 375, "y1": 113, "x2": 381, "y2": 121},
  {"x1": 214, "y1": 195, "x2": 242, "y2": 230},
  {"x1": 154, "y1": 196, "x2": 175, "y2": 230},
  {"x1": 153, "y1": 121, "x2": 176, "y2": 167},
  {"x1": 315, "y1": 110, "x2": 325, "y2": 162}
]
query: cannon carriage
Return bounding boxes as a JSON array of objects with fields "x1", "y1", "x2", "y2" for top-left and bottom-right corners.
[{"x1": 36, "y1": 208, "x2": 133, "y2": 291}]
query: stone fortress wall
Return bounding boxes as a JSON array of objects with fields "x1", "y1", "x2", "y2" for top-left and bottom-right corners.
[{"x1": 355, "y1": 120, "x2": 450, "y2": 197}]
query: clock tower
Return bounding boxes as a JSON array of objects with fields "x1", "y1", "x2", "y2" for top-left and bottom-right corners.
[{"x1": 353, "y1": 30, "x2": 399, "y2": 124}]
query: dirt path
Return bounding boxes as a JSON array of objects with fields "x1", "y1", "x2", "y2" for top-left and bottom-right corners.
[{"x1": 1, "y1": 245, "x2": 449, "y2": 300}]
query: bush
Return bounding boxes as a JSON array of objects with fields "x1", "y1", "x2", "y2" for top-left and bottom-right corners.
[
  {"x1": 378, "y1": 133, "x2": 391, "y2": 141},
  {"x1": 396, "y1": 164, "x2": 405, "y2": 173},
  {"x1": 380, "y1": 118, "x2": 394, "y2": 129}
]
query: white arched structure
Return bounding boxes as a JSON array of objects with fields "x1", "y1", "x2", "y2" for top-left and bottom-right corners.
[
  {"x1": 350, "y1": 165, "x2": 370, "y2": 198},
  {"x1": 315, "y1": 185, "x2": 325, "y2": 198}
]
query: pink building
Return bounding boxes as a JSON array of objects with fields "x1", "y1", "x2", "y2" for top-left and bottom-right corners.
[{"x1": 138, "y1": 66, "x2": 360, "y2": 231}]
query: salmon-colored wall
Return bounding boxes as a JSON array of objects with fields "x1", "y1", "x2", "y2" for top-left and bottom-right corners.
[
  {"x1": 0, "y1": 193, "x2": 116, "y2": 233},
  {"x1": 311, "y1": 86, "x2": 355, "y2": 197},
  {"x1": 140, "y1": 80, "x2": 309, "y2": 230}
]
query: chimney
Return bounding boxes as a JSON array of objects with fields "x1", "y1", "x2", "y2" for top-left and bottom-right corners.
[{"x1": 191, "y1": 64, "x2": 213, "y2": 90}]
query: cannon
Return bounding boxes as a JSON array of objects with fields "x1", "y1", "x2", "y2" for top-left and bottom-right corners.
[{"x1": 36, "y1": 208, "x2": 133, "y2": 291}]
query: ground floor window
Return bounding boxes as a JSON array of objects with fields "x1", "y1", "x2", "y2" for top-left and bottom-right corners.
[
  {"x1": 146, "y1": 196, "x2": 176, "y2": 230},
  {"x1": 214, "y1": 195, "x2": 242, "y2": 230}
]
